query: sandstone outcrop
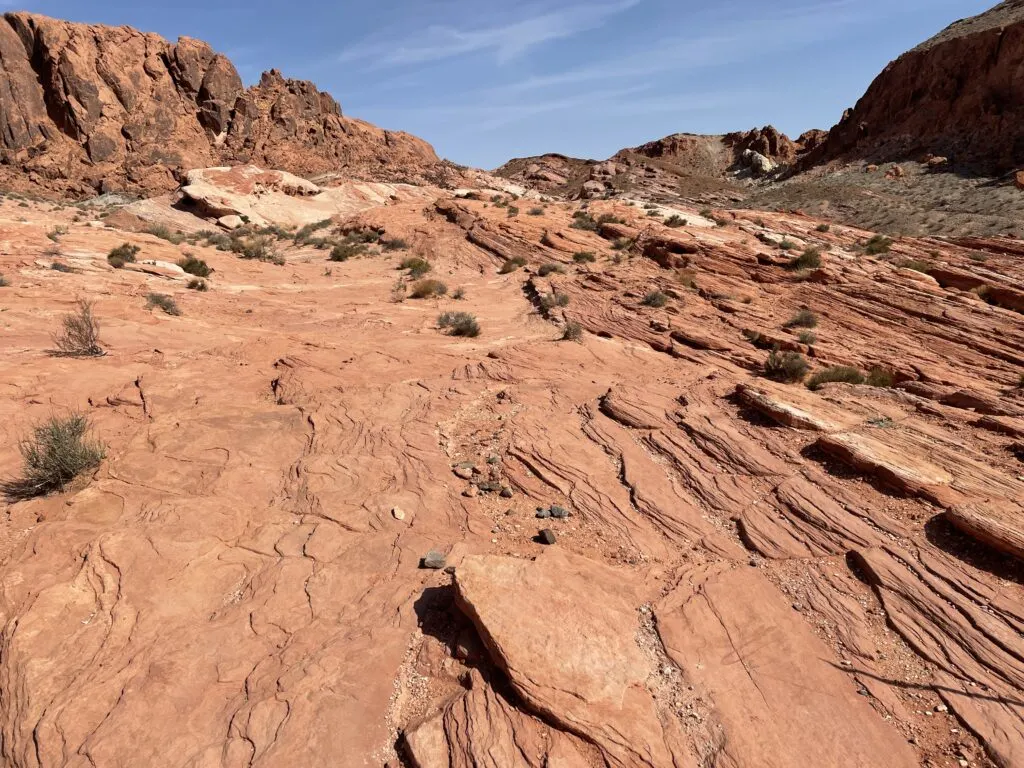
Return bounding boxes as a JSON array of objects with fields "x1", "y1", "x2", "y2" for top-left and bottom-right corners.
[
  {"x1": 805, "y1": 0, "x2": 1024, "y2": 170},
  {"x1": 0, "y1": 13, "x2": 439, "y2": 197}
]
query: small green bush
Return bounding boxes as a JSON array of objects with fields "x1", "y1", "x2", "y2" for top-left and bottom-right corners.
[
  {"x1": 452, "y1": 287, "x2": 466, "y2": 300},
  {"x1": 108, "y1": 243, "x2": 140, "y2": 269},
  {"x1": 642, "y1": 291, "x2": 669, "y2": 308},
  {"x1": 53, "y1": 299, "x2": 102, "y2": 356},
  {"x1": 864, "y1": 235, "x2": 893, "y2": 255},
  {"x1": 0, "y1": 274, "x2": 7, "y2": 287},
  {"x1": 400, "y1": 257, "x2": 431, "y2": 277},
  {"x1": 778, "y1": 239, "x2": 796, "y2": 251},
  {"x1": 787, "y1": 248, "x2": 821, "y2": 271},
  {"x1": 528, "y1": 207, "x2": 544, "y2": 216},
  {"x1": 499, "y1": 256, "x2": 527, "y2": 274},
  {"x1": 866, "y1": 368, "x2": 895, "y2": 388},
  {"x1": 507, "y1": 206, "x2": 519, "y2": 217},
  {"x1": 381, "y1": 238, "x2": 409, "y2": 252},
  {"x1": 294, "y1": 219, "x2": 333, "y2": 244},
  {"x1": 561, "y1": 321, "x2": 583, "y2": 341},
  {"x1": 570, "y1": 212, "x2": 597, "y2": 231},
  {"x1": 537, "y1": 263, "x2": 565, "y2": 276},
  {"x1": 540, "y1": 232, "x2": 555, "y2": 247},
  {"x1": 187, "y1": 278, "x2": 208, "y2": 291},
  {"x1": 815, "y1": 223, "x2": 831, "y2": 233},
  {"x1": 764, "y1": 349, "x2": 809, "y2": 382},
  {"x1": 409, "y1": 279, "x2": 448, "y2": 299},
  {"x1": 597, "y1": 213, "x2": 624, "y2": 225},
  {"x1": 784, "y1": 309, "x2": 818, "y2": 329},
  {"x1": 1, "y1": 414, "x2": 105, "y2": 500},
  {"x1": 438, "y1": 311, "x2": 480, "y2": 337},
  {"x1": 330, "y1": 241, "x2": 368, "y2": 261},
  {"x1": 177, "y1": 254, "x2": 211, "y2": 277},
  {"x1": 146, "y1": 293, "x2": 181, "y2": 316},
  {"x1": 540, "y1": 293, "x2": 570, "y2": 310},
  {"x1": 665, "y1": 215, "x2": 686, "y2": 228},
  {"x1": 806, "y1": 366, "x2": 865, "y2": 391},
  {"x1": 50, "y1": 262, "x2": 74, "y2": 273},
  {"x1": 611, "y1": 238, "x2": 633, "y2": 251},
  {"x1": 572, "y1": 251, "x2": 596, "y2": 263},
  {"x1": 144, "y1": 224, "x2": 186, "y2": 244},
  {"x1": 798, "y1": 331, "x2": 817, "y2": 345},
  {"x1": 234, "y1": 235, "x2": 281, "y2": 263},
  {"x1": 896, "y1": 259, "x2": 931, "y2": 273}
]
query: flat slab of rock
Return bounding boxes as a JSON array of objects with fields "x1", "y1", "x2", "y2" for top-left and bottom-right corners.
[
  {"x1": 735, "y1": 381, "x2": 859, "y2": 432},
  {"x1": 656, "y1": 564, "x2": 918, "y2": 768},
  {"x1": 454, "y1": 550, "x2": 686, "y2": 767}
]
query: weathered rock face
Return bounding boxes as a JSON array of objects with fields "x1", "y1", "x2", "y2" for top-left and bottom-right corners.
[
  {"x1": 0, "y1": 13, "x2": 439, "y2": 196},
  {"x1": 806, "y1": 0, "x2": 1024, "y2": 170}
]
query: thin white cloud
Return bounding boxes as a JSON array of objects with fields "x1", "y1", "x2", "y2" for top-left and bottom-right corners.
[{"x1": 337, "y1": 0, "x2": 641, "y2": 67}]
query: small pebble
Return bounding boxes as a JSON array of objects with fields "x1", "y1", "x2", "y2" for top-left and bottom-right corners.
[
  {"x1": 391, "y1": 507, "x2": 406, "y2": 521},
  {"x1": 444, "y1": 565, "x2": 456, "y2": 575},
  {"x1": 536, "y1": 508, "x2": 551, "y2": 519},
  {"x1": 499, "y1": 486, "x2": 513, "y2": 498},
  {"x1": 421, "y1": 550, "x2": 446, "y2": 570},
  {"x1": 549, "y1": 505, "x2": 568, "y2": 519},
  {"x1": 463, "y1": 485, "x2": 478, "y2": 498},
  {"x1": 453, "y1": 466, "x2": 474, "y2": 480},
  {"x1": 539, "y1": 529, "x2": 557, "y2": 545}
]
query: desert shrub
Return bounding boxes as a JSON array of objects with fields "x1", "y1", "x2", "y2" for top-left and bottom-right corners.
[
  {"x1": 642, "y1": 291, "x2": 668, "y2": 308},
  {"x1": 438, "y1": 311, "x2": 480, "y2": 337},
  {"x1": 177, "y1": 254, "x2": 211, "y2": 277},
  {"x1": 528, "y1": 207, "x2": 544, "y2": 216},
  {"x1": 146, "y1": 292, "x2": 181, "y2": 316},
  {"x1": 507, "y1": 206, "x2": 519, "y2": 217},
  {"x1": 611, "y1": 238, "x2": 633, "y2": 251},
  {"x1": 1, "y1": 414, "x2": 105, "y2": 500},
  {"x1": 499, "y1": 256, "x2": 527, "y2": 274},
  {"x1": 700, "y1": 208, "x2": 713, "y2": 218},
  {"x1": 410, "y1": 279, "x2": 448, "y2": 299},
  {"x1": 234, "y1": 234, "x2": 281, "y2": 263},
  {"x1": 866, "y1": 367, "x2": 895, "y2": 388},
  {"x1": 572, "y1": 251, "x2": 596, "y2": 263},
  {"x1": 665, "y1": 215, "x2": 686, "y2": 228},
  {"x1": 713, "y1": 216, "x2": 729, "y2": 227},
  {"x1": 0, "y1": 274, "x2": 7, "y2": 287},
  {"x1": 561, "y1": 321, "x2": 583, "y2": 341},
  {"x1": 144, "y1": 224, "x2": 186, "y2": 244},
  {"x1": 452, "y1": 287, "x2": 466, "y2": 300},
  {"x1": 294, "y1": 219, "x2": 333, "y2": 244},
  {"x1": 537, "y1": 262, "x2": 565, "y2": 276},
  {"x1": 570, "y1": 211, "x2": 597, "y2": 230},
  {"x1": 806, "y1": 366, "x2": 865, "y2": 390},
  {"x1": 864, "y1": 235, "x2": 893, "y2": 255},
  {"x1": 50, "y1": 261, "x2": 74, "y2": 273},
  {"x1": 330, "y1": 241, "x2": 368, "y2": 261},
  {"x1": 764, "y1": 349, "x2": 809, "y2": 382},
  {"x1": 53, "y1": 299, "x2": 102, "y2": 356},
  {"x1": 597, "y1": 213, "x2": 623, "y2": 225},
  {"x1": 778, "y1": 239, "x2": 796, "y2": 251},
  {"x1": 107, "y1": 243, "x2": 140, "y2": 269},
  {"x1": 490, "y1": 195, "x2": 504, "y2": 204},
  {"x1": 815, "y1": 223, "x2": 831, "y2": 233},
  {"x1": 381, "y1": 237, "x2": 409, "y2": 251},
  {"x1": 398, "y1": 256, "x2": 430, "y2": 277},
  {"x1": 969, "y1": 252, "x2": 988, "y2": 262},
  {"x1": 540, "y1": 232, "x2": 555, "y2": 247},
  {"x1": 676, "y1": 268, "x2": 697, "y2": 288},
  {"x1": 896, "y1": 259, "x2": 931, "y2": 273},
  {"x1": 46, "y1": 225, "x2": 68, "y2": 242},
  {"x1": 798, "y1": 331, "x2": 817, "y2": 344},
  {"x1": 784, "y1": 309, "x2": 818, "y2": 328},
  {"x1": 187, "y1": 278, "x2": 208, "y2": 291},
  {"x1": 540, "y1": 292, "x2": 570, "y2": 310},
  {"x1": 787, "y1": 248, "x2": 821, "y2": 270}
]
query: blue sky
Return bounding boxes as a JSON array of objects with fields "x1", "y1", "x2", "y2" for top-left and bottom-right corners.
[{"x1": 5, "y1": 0, "x2": 995, "y2": 168}]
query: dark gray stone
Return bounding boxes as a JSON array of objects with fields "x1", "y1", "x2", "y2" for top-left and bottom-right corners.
[
  {"x1": 499, "y1": 486, "x2": 513, "y2": 498},
  {"x1": 536, "y1": 508, "x2": 551, "y2": 519},
  {"x1": 538, "y1": 529, "x2": 557, "y2": 545},
  {"x1": 421, "y1": 550, "x2": 446, "y2": 569},
  {"x1": 550, "y1": 505, "x2": 569, "y2": 519}
]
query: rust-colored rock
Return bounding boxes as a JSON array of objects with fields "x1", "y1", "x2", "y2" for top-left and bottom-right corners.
[{"x1": 0, "y1": 13, "x2": 439, "y2": 196}]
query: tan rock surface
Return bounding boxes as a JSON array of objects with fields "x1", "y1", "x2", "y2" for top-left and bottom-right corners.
[{"x1": 0, "y1": 182, "x2": 1022, "y2": 768}]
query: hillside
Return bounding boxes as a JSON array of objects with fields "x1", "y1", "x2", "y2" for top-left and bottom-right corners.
[{"x1": 0, "y1": 13, "x2": 440, "y2": 197}]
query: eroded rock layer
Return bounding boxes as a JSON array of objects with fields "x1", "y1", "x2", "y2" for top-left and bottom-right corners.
[
  {"x1": 0, "y1": 178, "x2": 1021, "y2": 767},
  {"x1": 0, "y1": 13, "x2": 439, "y2": 197}
]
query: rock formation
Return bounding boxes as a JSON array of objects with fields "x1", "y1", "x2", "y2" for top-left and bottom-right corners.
[
  {"x1": 0, "y1": 13, "x2": 439, "y2": 197},
  {"x1": 804, "y1": 1, "x2": 1024, "y2": 170}
]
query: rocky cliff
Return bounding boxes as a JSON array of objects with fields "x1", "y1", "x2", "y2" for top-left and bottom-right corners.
[
  {"x1": 805, "y1": 0, "x2": 1024, "y2": 170},
  {"x1": 0, "y1": 13, "x2": 439, "y2": 196}
]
